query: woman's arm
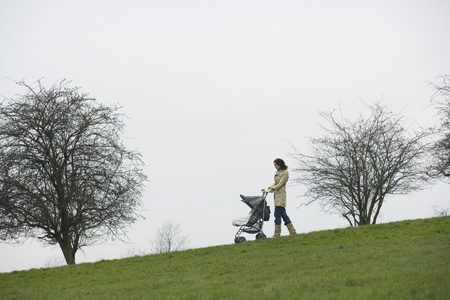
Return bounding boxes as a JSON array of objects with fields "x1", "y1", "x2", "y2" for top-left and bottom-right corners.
[{"x1": 268, "y1": 170, "x2": 289, "y2": 192}]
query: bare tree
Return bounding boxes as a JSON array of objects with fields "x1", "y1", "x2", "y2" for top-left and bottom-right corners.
[
  {"x1": 0, "y1": 79, "x2": 147, "y2": 265},
  {"x1": 291, "y1": 102, "x2": 431, "y2": 226},
  {"x1": 150, "y1": 220, "x2": 191, "y2": 254},
  {"x1": 433, "y1": 205, "x2": 449, "y2": 217},
  {"x1": 429, "y1": 75, "x2": 450, "y2": 180}
]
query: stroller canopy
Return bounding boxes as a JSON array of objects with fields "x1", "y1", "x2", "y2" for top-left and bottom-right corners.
[{"x1": 240, "y1": 194, "x2": 265, "y2": 209}]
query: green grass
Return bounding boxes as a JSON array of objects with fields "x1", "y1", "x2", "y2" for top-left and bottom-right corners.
[{"x1": 1, "y1": 216, "x2": 449, "y2": 299}]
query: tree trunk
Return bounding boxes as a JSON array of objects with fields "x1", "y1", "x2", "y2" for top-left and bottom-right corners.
[{"x1": 58, "y1": 238, "x2": 76, "y2": 265}]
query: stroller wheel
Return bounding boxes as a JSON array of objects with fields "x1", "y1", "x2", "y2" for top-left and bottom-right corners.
[
  {"x1": 234, "y1": 236, "x2": 246, "y2": 243},
  {"x1": 256, "y1": 233, "x2": 266, "y2": 240}
]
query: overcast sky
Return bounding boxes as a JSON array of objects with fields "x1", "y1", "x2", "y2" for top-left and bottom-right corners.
[{"x1": 1, "y1": 0, "x2": 449, "y2": 272}]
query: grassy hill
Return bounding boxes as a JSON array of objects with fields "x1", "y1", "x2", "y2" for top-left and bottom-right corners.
[{"x1": 1, "y1": 216, "x2": 449, "y2": 299}]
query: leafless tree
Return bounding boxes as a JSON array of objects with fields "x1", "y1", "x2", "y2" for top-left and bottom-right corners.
[
  {"x1": 0, "y1": 79, "x2": 147, "y2": 265},
  {"x1": 433, "y1": 205, "x2": 449, "y2": 217},
  {"x1": 429, "y1": 75, "x2": 450, "y2": 180},
  {"x1": 150, "y1": 220, "x2": 191, "y2": 254},
  {"x1": 291, "y1": 102, "x2": 431, "y2": 226}
]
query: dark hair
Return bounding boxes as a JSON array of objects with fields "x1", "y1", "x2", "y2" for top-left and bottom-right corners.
[{"x1": 273, "y1": 158, "x2": 288, "y2": 170}]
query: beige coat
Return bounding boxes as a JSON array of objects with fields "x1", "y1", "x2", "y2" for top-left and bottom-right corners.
[{"x1": 268, "y1": 169, "x2": 289, "y2": 207}]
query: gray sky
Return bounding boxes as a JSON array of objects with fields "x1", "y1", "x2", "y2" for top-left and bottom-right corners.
[{"x1": 1, "y1": 0, "x2": 449, "y2": 272}]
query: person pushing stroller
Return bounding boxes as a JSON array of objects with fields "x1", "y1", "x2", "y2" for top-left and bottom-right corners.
[{"x1": 263, "y1": 158, "x2": 297, "y2": 238}]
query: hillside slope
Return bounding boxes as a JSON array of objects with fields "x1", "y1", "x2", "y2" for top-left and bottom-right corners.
[{"x1": 1, "y1": 216, "x2": 449, "y2": 299}]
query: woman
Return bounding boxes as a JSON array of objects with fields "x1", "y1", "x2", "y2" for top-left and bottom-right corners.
[{"x1": 264, "y1": 158, "x2": 297, "y2": 237}]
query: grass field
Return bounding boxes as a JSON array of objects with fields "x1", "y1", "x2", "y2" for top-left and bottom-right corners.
[{"x1": 1, "y1": 216, "x2": 449, "y2": 299}]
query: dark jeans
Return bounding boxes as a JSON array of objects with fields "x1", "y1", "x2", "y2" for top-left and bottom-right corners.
[{"x1": 274, "y1": 206, "x2": 292, "y2": 225}]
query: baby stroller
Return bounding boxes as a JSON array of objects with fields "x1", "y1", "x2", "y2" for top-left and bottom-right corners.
[{"x1": 232, "y1": 192, "x2": 270, "y2": 243}]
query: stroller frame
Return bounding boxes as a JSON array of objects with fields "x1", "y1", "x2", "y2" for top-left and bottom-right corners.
[{"x1": 234, "y1": 192, "x2": 270, "y2": 243}]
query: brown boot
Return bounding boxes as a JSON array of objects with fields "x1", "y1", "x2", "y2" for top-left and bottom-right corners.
[
  {"x1": 272, "y1": 225, "x2": 281, "y2": 238},
  {"x1": 286, "y1": 223, "x2": 297, "y2": 235}
]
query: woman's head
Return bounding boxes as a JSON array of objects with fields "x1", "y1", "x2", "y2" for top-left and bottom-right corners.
[{"x1": 273, "y1": 158, "x2": 287, "y2": 171}]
